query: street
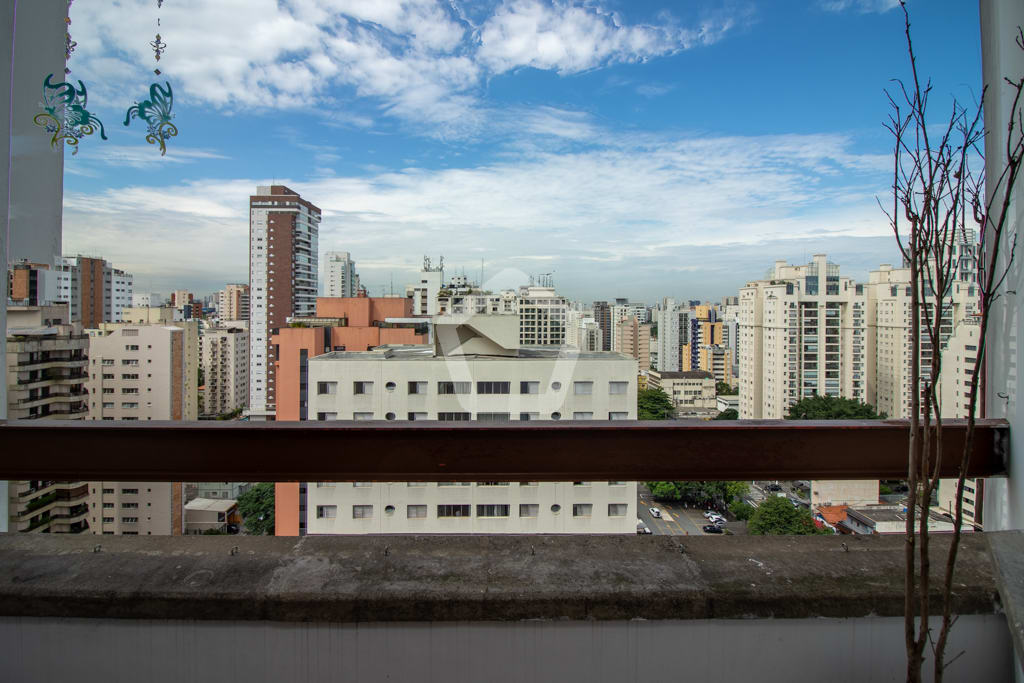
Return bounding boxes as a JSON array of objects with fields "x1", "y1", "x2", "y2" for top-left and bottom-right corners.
[{"x1": 637, "y1": 485, "x2": 709, "y2": 535}]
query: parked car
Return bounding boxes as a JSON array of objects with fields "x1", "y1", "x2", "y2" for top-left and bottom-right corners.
[
  {"x1": 649, "y1": 507, "x2": 662, "y2": 518},
  {"x1": 702, "y1": 524, "x2": 724, "y2": 534},
  {"x1": 637, "y1": 525, "x2": 653, "y2": 535},
  {"x1": 708, "y1": 513, "x2": 726, "y2": 524},
  {"x1": 765, "y1": 483, "x2": 783, "y2": 492},
  {"x1": 703, "y1": 510, "x2": 716, "y2": 519}
]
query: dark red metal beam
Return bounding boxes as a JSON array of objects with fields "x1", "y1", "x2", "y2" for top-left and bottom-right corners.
[{"x1": 0, "y1": 418, "x2": 1007, "y2": 482}]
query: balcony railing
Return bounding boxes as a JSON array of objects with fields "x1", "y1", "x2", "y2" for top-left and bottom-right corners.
[{"x1": 0, "y1": 418, "x2": 1007, "y2": 482}]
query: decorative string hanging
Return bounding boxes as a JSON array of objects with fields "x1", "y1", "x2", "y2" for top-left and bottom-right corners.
[
  {"x1": 34, "y1": 0, "x2": 108, "y2": 155},
  {"x1": 124, "y1": 0, "x2": 177, "y2": 156}
]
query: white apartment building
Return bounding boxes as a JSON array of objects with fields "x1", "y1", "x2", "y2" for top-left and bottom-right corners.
[
  {"x1": 739, "y1": 255, "x2": 868, "y2": 420},
  {"x1": 6, "y1": 304, "x2": 88, "y2": 421},
  {"x1": 518, "y1": 286, "x2": 568, "y2": 346},
  {"x1": 408, "y1": 259, "x2": 443, "y2": 316},
  {"x1": 655, "y1": 298, "x2": 689, "y2": 373},
  {"x1": 648, "y1": 370, "x2": 716, "y2": 418},
  {"x1": 303, "y1": 316, "x2": 638, "y2": 535},
  {"x1": 324, "y1": 251, "x2": 360, "y2": 298},
  {"x1": 248, "y1": 185, "x2": 321, "y2": 419},
  {"x1": 86, "y1": 325, "x2": 189, "y2": 421},
  {"x1": 201, "y1": 326, "x2": 249, "y2": 416},
  {"x1": 438, "y1": 290, "x2": 517, "y2": 316},
  {"x1": 55, "y1": 255, "x2": 133, "y2": 325},
  {"x1": 86, "y1": 482, "x2": 181, "y2": 536}
]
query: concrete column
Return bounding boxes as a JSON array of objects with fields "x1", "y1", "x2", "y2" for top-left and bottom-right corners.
[{"x1": 981, "y1": 0, "x2": 1024, "y2": 533}]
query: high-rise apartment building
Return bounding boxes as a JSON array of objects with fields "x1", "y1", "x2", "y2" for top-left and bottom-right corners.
[
  {"x1": 518, "y1": 286, "x2": 567, "y2": 346},
  {"x1": 86, "y1": 482, "x2": 183, "y2": 536},
  {"x1": 324, "y1": 251, "x2": 360, "y2": 298},
  {"x1": 739, "y1": 255, "x2": 868, "y2": 420},
  {"x1": 277, "y1": 316, "x2": 638, "y2": 536},
  {"x1": 592, "y1": 301, "x2": 611, "y2": 351},
  {"x1": 201, "y1": 326, "x2": 249, "y2": 416},
  {"x1": 86, "y1": 324, "x2": 188, "y2": 421},
  {"x1": 6, "y1": 304, "x2": 88, "y2": 420},
  {"x1": 55, "y1": 255, "x2": 133, "y2": 327},
  {"x1": 655, "y1": 298, "x2": 689, "y2": 373},
  {"x1": 217, "y1": 284, "x2": 250, "y2": 322},
  {"x1": 684, "y1": 344, "x2": 734, "y2": 387},
  {"x1": 408, "y1": 257, "x2": 443, "y2": 316},
  {"x1": 614, "y1": 315, "x2": 651, "y2": 369},
  {"x1": 8, "y1": 260, "x2": 59, "y2": 306},
  {"x1": 248, "y1": 185, "x2": 321, "y2": 420}
]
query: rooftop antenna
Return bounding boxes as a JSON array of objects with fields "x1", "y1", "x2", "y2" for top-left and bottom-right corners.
[
  {"x1": 390, "y1": 272, "x2": 394, "y2": 296},
  {"x1": 480, "y1": 258, "x2": 484, "y2": 287}
]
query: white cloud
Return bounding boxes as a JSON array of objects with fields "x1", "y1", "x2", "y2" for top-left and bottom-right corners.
[
  {"x1": 68, "y1": 1, "x2": 742, "y2": 138},
  {"x1": 820, "y1": 0, "x2": 900, "y2": 13},
  {"x1": 62, "y1": 129, "x2": 897, "y2": 298}
]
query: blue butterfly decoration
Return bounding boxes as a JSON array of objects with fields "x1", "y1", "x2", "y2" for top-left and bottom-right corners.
[
  {"x1": 124, "y1": 82, "x2": 177, "y2": 156},
  {"x1": 33, "y1": 73, "x2": 107, "y2": 155}
]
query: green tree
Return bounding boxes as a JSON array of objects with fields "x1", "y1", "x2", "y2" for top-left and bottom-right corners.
[
  {"x1": 715, "y1": 381, "x2": 738, "y2": 395},
  {"x1": 202, "y1": 527, "x2": 227, "y2": 535},
  {"x1": 236, "y1": 482, "x2": 275, "y2": 535},
  {"x1": 729, "y1": 500, "x2": 754, "y2": 521},
  {"x1": 646, "y1": 480, "x2": 748, "y2": 507},
  {"x1": 637, "y1": 388, "x2": 675, "y2": 420},
  {"x1": 785, "y1": 395, "x2": 884, "y2": 420},
  {"x1": 714, "y1": 408, "x2": 738, "y2": 420},
  {"x1": 748, "y1": 495, "x2": 824, "y2": 535}
]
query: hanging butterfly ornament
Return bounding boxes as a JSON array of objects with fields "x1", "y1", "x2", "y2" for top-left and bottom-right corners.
[
  {"x1": 33, "y1": 1, "x2": 108, "y2": 155},
  {"x1": 124, "y1": 0, "x2": 177, "y2": 156}
]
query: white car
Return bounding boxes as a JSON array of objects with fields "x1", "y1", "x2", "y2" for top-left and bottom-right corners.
[
  {"x1": 649, "y1": 507, "x2": 662, "y2": 518},
  {"x1": 708, "y1": 514, "x2": 726, "y2": 525},
  {"x1": 703, "y1": 510, "x2": 716, "y2": 519}
]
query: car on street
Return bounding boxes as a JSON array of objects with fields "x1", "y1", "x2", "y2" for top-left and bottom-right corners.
[
  {"x1": 708, "y1": 513, "x2": 726, "y2": 524},
  {"x1": 637, "y1": 525, "x2": 652, "y2": 534},
  {"x1": 649, "y1": 507, "x2": 662, "y2": 518},
  {"x1": 702, "y1": 524, "x2": 724, "y2": 534}
]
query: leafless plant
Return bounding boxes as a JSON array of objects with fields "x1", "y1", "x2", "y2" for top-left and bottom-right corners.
[{"x1": 880, "y1": 4, "x2": 1023, "y2": 682}]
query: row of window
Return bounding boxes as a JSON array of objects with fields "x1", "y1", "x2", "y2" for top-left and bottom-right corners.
[
  {"x1": 315, "y1": 482, "x2": 627, "y2": 487},
  {"x1": 319, "y1": 381, "x2": 629, "y2": 396},
  {"x1": 316, "y1": 503, "x2": 629, "y2": 519},
  {"x1": 317, "y1": 411, "x2": 631, "y2": 421}
]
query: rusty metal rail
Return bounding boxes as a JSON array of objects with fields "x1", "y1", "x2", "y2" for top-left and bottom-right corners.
[{"x1": 0, "y1": 418, "x2": 1007, "y2": 482}]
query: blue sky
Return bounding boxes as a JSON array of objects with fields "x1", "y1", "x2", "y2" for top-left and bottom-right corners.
[{"x1": 61, "y1": 0, "x2": 985, "y2": 302}]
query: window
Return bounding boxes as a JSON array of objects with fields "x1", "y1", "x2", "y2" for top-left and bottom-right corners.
[
  {"x1": 519, "y1": 481, "x2": 538, "y2": 487},
  {"x1": 519, "y1": 412, "x2": 539, "y2": 421},
  {"x1": 121, "y1": 517, "x2": 138, "y2": 524},
  {"x1": 520, "y1": 381, "x2": 539, "y2": 394},
  {"x1": 121, "y1": 374, "x2": 138, "y2": 380},
  {"x1": 478, "y1": 482, "x2": 510, "y2": 486},
  {"x1": 353, "y1": 412, "x2": 374, "y2": 420},
  {"x1": 353, "y1": 482, "x2": 372, "y2": 488},
  {"x1": 437, "y1": 504, "x2": 471, "y2": 518},
  {"x1": 316, "y1": 505, "x2": 337, "y2": 519},
  {"x1": 407, "y1": 412, "x2": 428, "y2": 420},
  {"x1": 573, "y1": 481, "x2": 589, "y2": 487},
  {"x1": 609, "y1": 381, "x2": 628, "y2": 395},
  {"x1": 476, "y1": 412, "x2": 511, "y2": 422},
  {"x1": 121, "y1": 488, "x2": 138, "y2": 494},
  {"x1": 121, "y1": 388, "x2": 139, "y2": 394},
  {"x1": 121, "y1": 359, "x2": 138, "y2": 366},
  {"x1": 102, "y1": 402, "x2": 114, "y2": 408},
  {"x1": 608, "y1": 412, "x2": 629, "y2": 420},
  {"x1": 573, "y1": 504, "x2": 593, "y2": 517},
  {"x1": 437, "y1": 482, "x2": 471, "y2": 487},
  {"x1": 317, "y1": 381, "x2": 337, "y2": 395},
  {"x1": 102, "y1": 517, "x2": 114, "y2": 523},
  {"x1": 352, "y1": 505, "x2": 373, "y2": 519},
  {"x1": 519, "y1": 504, "x2": 539, "y2": 517},
  {"x1": 573, "y1": 381, "x2": 593, "y2": 395},
  {"x1": 102, "y1": 373, "x2": 114, "y2": 380},
  {"x1": 408, "y1": 381, "x2": 427, "y2": 395},
  {"x1": 316, "y1": 412, "x2": 337, "y2": 421},
  {"x1": 121, "y1": 402, "x2": 138, "y2": 409},
  {"x1": 477, "y1": 381, "x2": 511, "y2": 394},
  {"x1": 407, "y1": 504, "x2": 427, "y2": 519},
  {"x1": 102, "y1": 388, "x2": 114, "y2": 394},
  {"x1": 608, "y1": 504, "x2": 628, "y2": 517},
  {"x1": 407, "y1": 482, "x2": 427, "y2": 487},
  {"x1": 121, "y1": 503, "x2": 138, "y2": 509},
  {"x1": 572, "y1": 412, "x2": 593, "y2": 420},
  {"x1": 124, "y1": 345, "x2": 139, "y2": 351},
  {"x1": 608, "y1": 481, "x2": 626, "y2": 486},
  {"x1": 477, "y1": 504, "x2": 510, "y2": 517},
  {"x1": 437, "y1": 381, "x2": 471, "y2": 394},
  {"x1": 315, "y1": 482, "x2": 335, "y2": 488},
  {"x1": 438, "y1": 412, "x2": 471, "y2": 421},
  {"x1": 102, "y1": 503, "x2": 114, "y2": 509},
  {"x1": 102, "y1": 488, "x2": 114, "y2": 494},
  {"x1": 353, "y1": 381, "x2": 373, "y2": 395}
]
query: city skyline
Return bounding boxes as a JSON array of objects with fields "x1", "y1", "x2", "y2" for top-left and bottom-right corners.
[{"x1": 58, "y1": 1, "x2": 980, "y2": 300}]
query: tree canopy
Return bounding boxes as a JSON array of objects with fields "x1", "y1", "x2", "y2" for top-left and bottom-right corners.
[
  {"x1": 236, "y1": 482, "x2": 275, "y2": 535},
  {"x1": 714, "y1": 408, "x2": 738, "y2": 420},
  {"x1": 748, "y1": 495, "x2": 826, "y2": 535},
  {"x1": 638, "y1": 388, "x2": 675, "y2": 420},
  {"x1": 785, "y1": 395, "x2": 884, "y2": 420},
  {"x1": 716, "y1": 381, "x2": 738, "y2": 395},
  {"x1": 647, "y1": 481, "x2": 749, "y2": 507}
]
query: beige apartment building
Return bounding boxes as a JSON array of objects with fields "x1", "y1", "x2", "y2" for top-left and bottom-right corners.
[
  {"x1": 614, "y1": 315, "x2": 651, "y2": 369},
  {"x1": 684, "y1": 343, "x2": 734, "y2": 387},
  {"x1": 201, "y1": 326, "x2": 248, "y2": 416},
  {"x1": 518, "y1": 286, "x2": 568, "y2": 346},
  {"x1": 86, "y1": 325, "x2": 187, "y2": 421},
  {"x1": 86, "y1": 482, "x2": 182, "y2": 536},
  {"x1": 648, "y1": 369, "x2": 717, "y2": 418},
  {"x1": 217, "y1": 283, "x2": 249, "y2": 322}
]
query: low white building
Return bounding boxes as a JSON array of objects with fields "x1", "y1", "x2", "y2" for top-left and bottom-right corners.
[{"x1": 304, "y1": 315, "x2": 639, "y2": 534}]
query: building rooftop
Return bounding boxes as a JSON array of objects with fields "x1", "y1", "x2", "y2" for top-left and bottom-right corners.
[
  {"x1": 312, "y1": 346, "x2": 634, "y2": 362},
  {"x1": 184, "y1": 498, "x2": 237, "y2": 513},
  {"x1": 653, "y1": 370, "x2": 715, "y2": 380}
]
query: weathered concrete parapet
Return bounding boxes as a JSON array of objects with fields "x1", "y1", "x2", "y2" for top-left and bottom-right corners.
[{"x1": 0, "y1": 533, "x2": 1003, "y2": 623}]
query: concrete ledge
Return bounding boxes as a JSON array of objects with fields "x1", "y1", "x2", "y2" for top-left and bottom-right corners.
[{"x1": 0, "y1": 533, "x2": 1002, "y2": 622}]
